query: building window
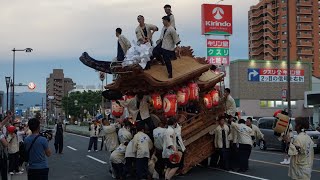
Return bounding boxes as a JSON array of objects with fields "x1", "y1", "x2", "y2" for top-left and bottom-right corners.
[
  {"x1": 282, "y1": 15, "x2": 287, "y2": 19},
  {"x1": 282, "y1": 40, "x2": 287, "y2": 43},
  {"x1": 282, "y1": 23, "x2": 287, "y2": 27},
  {"x1": 282, "y1": 7, "x2": 286, "y2": 11},
  {"x1": 281, "y1": 0, "x2": 287, "y2": 3},
  {"x1": 260, "y1": 100, "x2": 297, "y2": 108},
  {"x1": 282, "y1": 31, "x2": 287, "y2": 35}
]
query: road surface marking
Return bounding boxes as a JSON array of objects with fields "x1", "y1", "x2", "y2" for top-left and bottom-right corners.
[
  {"x1": 209, "y1": 167, "x2": 269, "y2": 180},
  {"x1": 252, "y1": 150, "x2": 320, "y2": 161},
  {"x1": 249, "y1": 159, "x2": 320, "y2": 173},
  {"x1": 67, "y1": 146, "x2": 77, "y2": 151},
  {"x1": 86, "y1": 155, "x2": 107, "y2": 164},
  {"x1": 66, "y1": 132, "x2": 102, "y2": 141}
]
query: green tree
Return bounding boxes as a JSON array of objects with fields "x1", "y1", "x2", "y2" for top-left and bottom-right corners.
[{"x1": 62, "y1": 90, "x2": 102, "y2": 120}]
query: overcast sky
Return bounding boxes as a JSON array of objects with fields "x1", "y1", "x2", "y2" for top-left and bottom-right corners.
[{"x1": 0, "y1": 0, "x2": 259, "y2": 93}]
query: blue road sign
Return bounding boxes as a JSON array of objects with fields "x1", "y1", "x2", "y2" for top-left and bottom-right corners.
[{"x1": 248, "y1": 68, "x2": 260, "y2": 81}]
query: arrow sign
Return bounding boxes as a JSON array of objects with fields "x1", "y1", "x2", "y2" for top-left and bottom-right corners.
[{"x1": 248, "y1": 68, "x2": 260, "y2": 81}]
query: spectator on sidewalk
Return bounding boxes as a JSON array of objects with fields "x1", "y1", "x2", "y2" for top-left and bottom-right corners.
[
  {"x1": 54, "y1": 120, "x2": 64, "y2": 154},
  {"x1": 24, "y1": 118, "x2": 51, "y2": 180},
  {"x1": 0, "y1": 130, "x2": 8, "y2": 180},
  {"x1": 7, "y1": 125, "x2": 23, "y2": 175},
  {"x1": 88, "y1": 119, "x2": 101, "y2": 152}
]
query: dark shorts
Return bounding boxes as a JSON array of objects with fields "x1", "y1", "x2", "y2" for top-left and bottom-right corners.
[{"x1": 164, "y1": 158, "x2": 180, "y2": 169}]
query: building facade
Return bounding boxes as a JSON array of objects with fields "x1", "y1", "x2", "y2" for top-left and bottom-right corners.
[
  {"x1": 230, "y1": 59, "x2": 312, "y2": 118},
  {"x1": 46, "y1": 69, "x2": 75, "y2": 120},
  {"x1": 248, "y1": 0, "x2": 320, "y2": 77},
  {"x1": 0, "y1": 91, "x2": 3, "y2": 119}
]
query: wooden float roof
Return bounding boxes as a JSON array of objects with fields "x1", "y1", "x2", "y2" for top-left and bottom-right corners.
[{"x1": 105, "y1": 56, "x2": 224, "y2": 93}]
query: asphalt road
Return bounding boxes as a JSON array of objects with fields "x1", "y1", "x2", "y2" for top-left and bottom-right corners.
[{"x1": 45, "y1": 133, "x2": 320, "y2": 180}]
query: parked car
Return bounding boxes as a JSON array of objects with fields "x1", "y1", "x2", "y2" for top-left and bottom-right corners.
[
  {"x1": 63, "y1": 119, "x2": 70, "y2": 125},
  {"x1": 257, "y1": 117, "x2": 320, "y2": 153}
]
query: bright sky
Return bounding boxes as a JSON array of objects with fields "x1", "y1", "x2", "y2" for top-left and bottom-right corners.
[{"x1": 0, "y1": 0, "x2": 259, "y2": 93}]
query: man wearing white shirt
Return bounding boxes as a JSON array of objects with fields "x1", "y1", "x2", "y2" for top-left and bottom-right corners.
[
  {"x1": 132, "y1": 123, "x2": 153, "y2": 179},
  {"x1": 124, "y1": 139, "x2": 135, "y2": 178},
  {"x1": 230, "y1": 119, "x2": 253, "y2": 172},
  {"x1": 110, "y1": 143, "x2": 128, "y2": 179},
  {"x1": 162, "y1": 118, "x2": 178, "y2": 180},
  {"x1": 118, "y1": 119, "x2": 132, "y2": 144},
  {"x1": 100, "y1": 119, "x2": 119, "y2": 153},
  {"x1": 224, "y1": 88, "x2": 237, "y2": 116},
  {"x1": 214, "y1": 116, "x2": 230, "y2": 170},
  {"x1": 118, "y1": 93, "x2": 155, "y2": 137},
  {"x1": 153, "y1": 122, "x2": 166, "y2": 176}
]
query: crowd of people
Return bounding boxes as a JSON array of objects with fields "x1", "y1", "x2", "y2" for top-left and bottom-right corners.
[
  {"x1": 87, "y1": 107, "x2": 186, "y2": 180},
  {"x1": 0, "y1": 112, "x2": 51, "y2": 180}
]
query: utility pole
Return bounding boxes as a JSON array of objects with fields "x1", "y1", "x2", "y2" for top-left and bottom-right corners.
[{"x1": 286, "y1": 0, "x2": 291, "y2": 117}]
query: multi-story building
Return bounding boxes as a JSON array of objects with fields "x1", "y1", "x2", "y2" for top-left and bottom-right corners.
[
  {"x1": 248, "y1": 0, "x2": 320, "y2": 77},
  {"x1": 46, "y1": 69, "x2": 75, "y2": 120},
  {"x1": 0, "y1": 91, "x2": 3, "y2": 118}
]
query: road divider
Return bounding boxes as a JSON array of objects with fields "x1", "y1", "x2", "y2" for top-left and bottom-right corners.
[
  {"x1": 67, "y1": 146, "x2": 77, "y2": 151},
  {"x1": 86, "y1": 155, "x2": 107, "y2": 164}
]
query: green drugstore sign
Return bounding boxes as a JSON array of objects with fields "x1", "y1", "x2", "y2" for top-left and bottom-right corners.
[{"x1": 207, "y1": 48, "x2": 229, "y2": 56}]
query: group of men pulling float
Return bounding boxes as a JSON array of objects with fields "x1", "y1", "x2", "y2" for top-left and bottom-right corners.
[{"x1": 115, "y1": 4, "x2": 180, "y2": 78}]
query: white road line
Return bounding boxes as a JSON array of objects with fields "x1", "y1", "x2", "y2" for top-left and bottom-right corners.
[
  {"x1": 252, "y1": 150, "x2": 320, "y2": 161},
  {"x1": 249, "y1": 159, "x2": 320, "y2": 173},
  {"x1": 67, "y1": 146, "x2": 77, "y2": 151},
  {"x1": 209, "y1": 167, "x2": 269, "y2": 180},
  {"x1": 66, "y1": 132, "x2": 102, "y2": 141},
  {"x1": 86, "y1": 155, "x2": 107, "y2": 164}
]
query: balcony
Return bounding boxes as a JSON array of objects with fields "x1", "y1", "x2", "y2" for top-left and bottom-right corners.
[
  {"x1": 263, "y1": 16, "x2": 275, "y2": 24},
  {"x1": 252, "y1": 39, "x2": 264, "y2": 47},
  {"x1": 252, "y1": 17, "x2": 263, "y2": 25},
  {"x1": 297, "y1": 9, "x2": 312, "y2": 14},
  {"x1": 297, "y1": 1, "x2": 313, "y2": 7},
  {"x1": 250, "y1": 47, "x2": 264, "y2": 56},
  {"x1": 265, "y1": 47, "x2": 277, "y2": 56},
  {"x1": 251, "y1": 32, "x2": 264, "y2": 40},
  {"x1": 297, "y1": 17, "x2": 312, "y2": 22},
  {"x1": 297, "y1": 24, "x2": 312, "y2": 31},
  {"x1": 251, "y1": 10, "x2": 263, "y2": 18},
  {"x1": 264, "y1": 40, "x2": 276, "y2": 48},
  {"x1": 297, "y1": 33, "x2": 313, "y2": 39},
  {"x1": 297, "y1": 49, "x2": 313, "y2": 55},
  {"x1": 264, "y1": 31, "x2": 277, "y2": 40},
  {"x1": 251, "y1": 25, "x2": 263, "y2": 33},
  {"x1": 264, "y1": 24, "x2": 276, "y2": 31},
  {"x1": 297, "y1": 41, "x2": 313, "y2": 47}
]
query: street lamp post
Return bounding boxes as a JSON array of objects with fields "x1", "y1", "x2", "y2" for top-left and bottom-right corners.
[
  {"x1": 11, "y1": 48, "x2": 33, "y2": 113},
  {"x1": 286, "y1": 1, "x2": 291, "y2": 117},
  {"x1": 5, "y1": 77, "x2": 11, "y2": 112}
]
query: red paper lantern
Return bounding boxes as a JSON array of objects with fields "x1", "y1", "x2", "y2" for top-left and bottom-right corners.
[
  {"x1": 188, "y1": 83, "x2": 199, "y2": 101},
  {"x1": 177, "y1": 87, "x2": 189, "y2": 106},
  {"x1": 210, "y1": 90, "x2": 220, "y2": 106},
  {"x1": 112, "y1": 100, "x2": 124, "y2": 117},
  {"x1": 204, "y1": 94, "x2": 213, "y2": 109},
  {"x1": 163, "y1": 94, "x2": 177, "y2": 117},
  {"x1": 151, "y1": 93, "x2": 162, "y2": 110}
]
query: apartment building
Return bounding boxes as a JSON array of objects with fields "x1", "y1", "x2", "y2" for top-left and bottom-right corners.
[
  {"x1": 248, "y1": 0, "x2": 320, "y2": 77},
  {"x1": 46, "y1": 69, "x2": 75, "y2": 119}
]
